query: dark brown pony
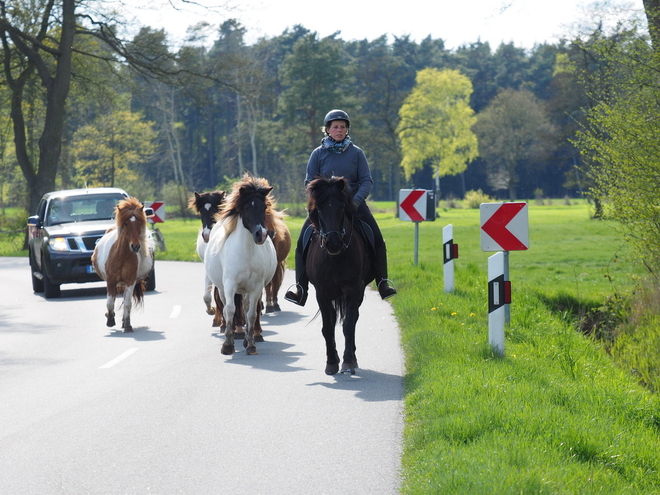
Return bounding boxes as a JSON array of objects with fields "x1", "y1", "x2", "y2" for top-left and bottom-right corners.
[
  {"x1": 92, "y1": 197, "x2": 154, "y2": 332},
  {"x1": 305, "y1": 176, "x2": 374, "y2": 375}
]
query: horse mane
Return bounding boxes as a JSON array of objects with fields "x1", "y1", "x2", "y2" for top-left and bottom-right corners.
[
  {"x1": 218, "y1": 174, "x2": 273, "y2": 237},
  {"x1": 115, "y1": 197, "x2": 146, "y2": 229},
  {"x1": 307, "y1": 176, "x2": 356, "y2": 227}
]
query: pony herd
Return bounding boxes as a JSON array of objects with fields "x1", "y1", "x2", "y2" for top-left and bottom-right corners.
[{"x1": 92, "y1": 174, "x2": 375, "y2": 375}]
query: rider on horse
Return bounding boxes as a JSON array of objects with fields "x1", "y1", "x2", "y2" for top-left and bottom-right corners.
[{"x1": 285, "y1": 109, "x2": 397, "y2": 307}]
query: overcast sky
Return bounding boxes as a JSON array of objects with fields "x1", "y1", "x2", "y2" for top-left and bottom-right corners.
[{"x1": 118, "y1": 0, "x2": 645, "y2": 50}]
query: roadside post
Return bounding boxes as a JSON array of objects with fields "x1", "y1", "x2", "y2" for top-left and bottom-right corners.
[
  {"x1": 398, "y1": 189, "x2": 436, "y2": 266},
  {"x1": 480, "y1": 202, "x2": 529, "y2": 355},
  {"x1": 442, "y1": 224, "x2": 458, "y2": 293},
  {"x1": 144, "y1": 201, "x2": 166, "y2": 251}
]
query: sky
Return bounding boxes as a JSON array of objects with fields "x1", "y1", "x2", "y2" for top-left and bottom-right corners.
[{"x1": 118, "y1": 0, "x2": 646, "y2": 50}]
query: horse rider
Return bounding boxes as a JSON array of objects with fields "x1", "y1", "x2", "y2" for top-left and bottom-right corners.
[{"x1": 284, "y1": 109, "x2": 397, "y2": 306}]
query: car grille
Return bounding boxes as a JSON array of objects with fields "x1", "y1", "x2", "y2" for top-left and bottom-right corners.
[{"x1": 64, "y1": 235, "x2": 103, "y2": 252}]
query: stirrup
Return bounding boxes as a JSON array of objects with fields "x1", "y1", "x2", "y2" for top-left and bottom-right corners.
[
  {"x1": 377, "y1": 279, "x2": 397, "y2": 300},
  {"x1": 284, "y1": 283, "x2": 308, "y2": 307}
]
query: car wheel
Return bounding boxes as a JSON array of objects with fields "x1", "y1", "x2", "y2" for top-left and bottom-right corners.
[
  {"x1": 146, "y1": 266, "x2": 156, "y2": 291},
  {"x1": 30, "y1": 251, "x2": 44, "y2": 293},
  {"x1": 42, "y1": 255, "x2": 61, "y2": 299}
]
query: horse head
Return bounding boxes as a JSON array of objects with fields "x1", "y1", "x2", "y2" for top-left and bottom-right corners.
[
  {"x1": 116, "y1": 197, "x2": 147, "y2": 253},
  {"x1": 189, "y1": 191, "x2": 226, "y2": 243},
  {"x1": 307, "y1": 176, "x2": 355, "y2": 256},
  {"x1": 222, "y1": 175, "x2": 273, "y2": 245}
]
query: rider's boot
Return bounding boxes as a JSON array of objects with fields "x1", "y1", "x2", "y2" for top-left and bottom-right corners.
[
  {"x1": 375, "y1": 242, "x2": 397, "y2": 300},
  {"x1": 284, "y1": 248, "x2": 308, "y2": 306}
]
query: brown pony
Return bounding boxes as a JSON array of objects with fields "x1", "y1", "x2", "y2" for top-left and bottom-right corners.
[
  {"x1": 92, "y1": 197, "x2": 154, "y2": 332},
  {"x1": 263, "y1": 191, "x2": 291, "y2": 313}
]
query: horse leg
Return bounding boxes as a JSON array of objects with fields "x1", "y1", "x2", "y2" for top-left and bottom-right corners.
[
  {"x1": 243, "y1": 293, "x2": 260, "y2": 355},
  {"x1": 105, "y1": 288, "x2": 116, "y2": 328},
  {"x1": 253, "y1": 299, "x2": 264, "y2": 342},
  {"x1": 266, "y1": 264, "x2": 284, "y2": 312},
  {"x1": 212, "y1": 287, "x2": 225, "y2": 330},
  {"x1": 203, "y1": 274, "x2": 215, "y2": 315},
  {"x1": 341, "y1": 293, "x2": 363, "y2": 374},
  {"x1": 121, "y1": 285, "x2": 135, "y2": 333},
  {"x1": 221, "y1": 292, "x2": 236, "y2": 355},
  {"x1": 318, "y1": 298, "x2": 340, "y2": 375}
]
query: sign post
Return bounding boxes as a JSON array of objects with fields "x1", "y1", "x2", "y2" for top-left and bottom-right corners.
[
  {"x1": 144, "y1": 201, "x2": 166, "y2": 251},
  {"x1": 442, "y1": 224, "x2": 458, "y2": 293},
  {"x1": 480, "y1": 202, "x2": 529, "y2": 354},
  {"x1": 398, "y1": 189, "x2": 436, "y2": 266}
]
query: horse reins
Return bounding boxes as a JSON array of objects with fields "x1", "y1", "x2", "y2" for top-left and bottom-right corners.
[{"x1": 317, "y1": 211, "x2": 355, "y2": 251}]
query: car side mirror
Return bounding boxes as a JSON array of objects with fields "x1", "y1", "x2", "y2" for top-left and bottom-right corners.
[
  {"x1": 27, "y1": 215, "x2": 41, "y2": 227},
  {"x1": 144, "y1": 207, "x2": 155, "y2": 218}
]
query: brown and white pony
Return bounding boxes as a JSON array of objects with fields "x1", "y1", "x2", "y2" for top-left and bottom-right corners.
[{"x1": 92, "y1": 197, "x2": 154, "y2": 332}]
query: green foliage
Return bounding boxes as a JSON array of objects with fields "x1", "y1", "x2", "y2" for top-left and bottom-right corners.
[
  {"x1": 463, "y1": 189, "x2": 494, "y2": 208},
  {"x1": 473, "y1": 88, "x2": 557, "y2": 200},
  {"x1": 397, "y1": 68, "x2": 479, "y2": 180},
  {"x1": 72, "y1": 107, "x2": 157, "y2": 189}
]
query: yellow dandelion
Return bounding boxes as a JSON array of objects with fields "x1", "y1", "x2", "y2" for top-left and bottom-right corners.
[
  {"x1": 431, "y1": 307, "x2": 436, "y2": 311},
  {"x1": 470, "y1": 312, "x2": 475, "y2": 317},
  {"x1": 451, "y1": 312, "x2": 457, "y2": 316}
]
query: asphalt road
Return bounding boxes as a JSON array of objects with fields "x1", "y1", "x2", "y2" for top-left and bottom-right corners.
[{"x1": 0, "y1": 257, "x2": 404, "y2": 494}]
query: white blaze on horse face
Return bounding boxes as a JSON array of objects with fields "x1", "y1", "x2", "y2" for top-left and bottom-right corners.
[{"x1": 130, "y1": 216, "x2": 136, "y2": 222}]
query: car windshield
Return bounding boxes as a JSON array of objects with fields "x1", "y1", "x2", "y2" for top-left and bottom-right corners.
[{"x1": 47, "y1": 195, "x2": 122, "y2": 225}]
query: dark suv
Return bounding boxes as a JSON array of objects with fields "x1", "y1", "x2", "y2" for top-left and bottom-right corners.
[{"x1": 27, "y1": 187, "x2": 156, "y2": 298}]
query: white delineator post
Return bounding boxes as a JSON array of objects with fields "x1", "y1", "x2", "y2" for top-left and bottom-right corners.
[
  {"x1": 442, "y1": 224, "x2": 458, "y2": 293},
  {"x1": 488, "y1": 251, "x2": 511, "y2": 356}
]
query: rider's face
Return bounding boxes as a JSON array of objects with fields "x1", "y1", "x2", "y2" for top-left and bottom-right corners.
[{"x1": 327, "y1": 120, "x2": 348, "y2": 142}]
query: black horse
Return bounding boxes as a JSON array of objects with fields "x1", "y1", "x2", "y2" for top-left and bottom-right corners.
[{"x1": 305, "y1": 176, "x2": 375, "y2": 375}]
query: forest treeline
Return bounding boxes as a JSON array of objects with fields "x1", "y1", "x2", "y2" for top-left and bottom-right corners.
[
  {"x1": 0, "y1": 4, "x2": 603, "y2": 210},
  {"x1": 1, "y1": 2, "x2": 658, "y2": 265}
]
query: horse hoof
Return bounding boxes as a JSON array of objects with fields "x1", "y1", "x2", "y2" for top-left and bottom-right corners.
[
  {"x1": 325, "y1": 363, "x2": 339, "y2": 375},
  {"x1": 221, "y1": 344, "x2": 235, "y2": 355},
  {"x1": 123, "y1": 326, "x2": 133, "y2": 333},
  {"x1": 246, "y1": 346, "x2": 257, "y2": 355},
  {"x1": 341, "y1": 367, "x2": 356, "y2": 375},
  {"x1": 105, "y1": 314, "x2": 116, "y2": 327},
  {"x1": 206, "y1": 309, "x2": 215, "y2": 316},
  {"x1": 255, "y1": 334, "x2": 264, "y2": 342},
  {"x1": 234, "y1": 331, "x2": 245, "y2": 339}
]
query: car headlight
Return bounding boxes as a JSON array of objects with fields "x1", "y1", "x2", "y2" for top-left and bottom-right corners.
[{"x1": 50, "y1": 237, "x2": 70, "y2": 251}]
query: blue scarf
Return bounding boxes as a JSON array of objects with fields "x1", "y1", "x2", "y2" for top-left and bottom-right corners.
[{"x1": 321, "y1": 135, "x2": 352, "y2": 154}]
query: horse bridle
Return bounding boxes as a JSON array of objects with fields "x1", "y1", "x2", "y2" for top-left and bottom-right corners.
[{"x1": 316, "y1": 209, "x2": 355, "y2": 251}]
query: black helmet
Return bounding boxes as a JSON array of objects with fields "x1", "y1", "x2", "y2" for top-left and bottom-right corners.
[{"x1": 324, "y1": 109, "x2": 350, "y2": 127}]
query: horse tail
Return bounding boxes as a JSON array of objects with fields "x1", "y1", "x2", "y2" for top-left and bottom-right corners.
[{"x1": 132, "y1": 279, "x2": 146, "y2": 307}]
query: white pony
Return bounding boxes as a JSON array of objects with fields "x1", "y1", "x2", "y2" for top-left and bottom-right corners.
[{"x1": 204, "y1": 176, "x2": 277, "y2": 355}]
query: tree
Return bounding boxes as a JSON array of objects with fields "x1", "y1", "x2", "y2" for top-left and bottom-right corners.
[
  {"x1": 396, "y1": 68, "x2": 478, "y2": 198},
  {"x1": 474, "y1": 88, "x2": 556, "y2": 200},
  {"x1": 72, "y1": 107, "x2": 156, "y2": 192}
]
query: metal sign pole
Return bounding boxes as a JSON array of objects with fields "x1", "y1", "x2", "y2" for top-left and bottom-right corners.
[{"x1": 414, "y1": 221, "x2": 419, "y2": 266}]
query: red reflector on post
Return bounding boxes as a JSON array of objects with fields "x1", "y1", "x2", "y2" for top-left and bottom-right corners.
[{"x1": 504, "y1": 281, "x2": 512, "y2": 304}]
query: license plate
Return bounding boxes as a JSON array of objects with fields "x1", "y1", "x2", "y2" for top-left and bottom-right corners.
[{"x1": 86, "y1": 265, "x2": 96, "y2": 274}]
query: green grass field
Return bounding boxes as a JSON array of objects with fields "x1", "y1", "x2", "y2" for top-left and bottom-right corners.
[{"x1": 2, "y1": 199, "x2": 658, "y2": 493}]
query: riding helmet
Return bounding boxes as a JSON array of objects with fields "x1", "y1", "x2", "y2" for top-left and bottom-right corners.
[{"x1": 324, "y1": 109, "x2": 350, "y2": 127}]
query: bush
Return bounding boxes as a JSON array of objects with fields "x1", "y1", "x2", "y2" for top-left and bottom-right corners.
[{"x1": 464, "y1": 189, "x2": 495, "y2": 208}]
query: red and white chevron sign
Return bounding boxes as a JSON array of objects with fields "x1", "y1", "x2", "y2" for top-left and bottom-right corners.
[
  {"x1": 480, "y1": 202, "x2": 529, "y2": 251},
  {"x1": 145, "y1": 201, "x2": 165, "y2": 223},
  {"x1": 399, "y1": 189, "x2": 429, "y2": 222}
]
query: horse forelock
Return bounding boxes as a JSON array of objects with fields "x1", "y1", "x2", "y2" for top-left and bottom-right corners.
[
  {"x1": 115, "y1": 198, "x2": 146, "y2": 240},
  {"x1": 307, "y1": 177, "x2": 354, "y2": 227}
]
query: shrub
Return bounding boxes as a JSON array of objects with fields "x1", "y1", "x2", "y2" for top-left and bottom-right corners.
[{"x1": 464, "y1": 189, "x2": 495, "y2": 208}]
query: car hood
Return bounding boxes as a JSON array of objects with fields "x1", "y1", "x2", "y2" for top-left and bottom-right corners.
[{"x1": 45, "y1": 220, "x2": 116, "y2": 236}]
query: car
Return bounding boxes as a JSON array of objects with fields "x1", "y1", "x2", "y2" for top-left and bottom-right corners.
[{"x1": 27, "y1": 187, "x2": 156, "y2": 298}]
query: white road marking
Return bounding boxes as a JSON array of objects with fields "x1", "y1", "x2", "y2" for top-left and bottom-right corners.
[
  {"x1": 170, "y1": 305, "x2": 181, "y2": 318},
  {"x1": 99, "y1": 348, "x2": 139, "y2": 369}
]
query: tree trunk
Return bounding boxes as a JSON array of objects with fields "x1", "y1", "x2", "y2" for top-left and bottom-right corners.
[{"x1": 643, "y1": 0, "x2": 660, "y2": 51}]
